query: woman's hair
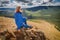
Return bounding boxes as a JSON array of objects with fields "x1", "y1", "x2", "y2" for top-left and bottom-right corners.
[{"x1": 15, "y1": 6, "x2": 21, "y2": 12}]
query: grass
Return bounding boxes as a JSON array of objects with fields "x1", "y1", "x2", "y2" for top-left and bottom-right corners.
[
  {"x1": 29, "y1": 18, "x2": 60, "y2": 31},
  {"x1": 29, "y1": 19, "x2": 60, "y2": 40}
]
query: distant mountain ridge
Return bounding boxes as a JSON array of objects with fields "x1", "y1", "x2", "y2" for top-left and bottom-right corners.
[
  {"x1": 0, "y1": 6, "x2": 60, "y2": 11},
  {"x1": 26, "y1": 6, "x2": 60, "y2": 11}
]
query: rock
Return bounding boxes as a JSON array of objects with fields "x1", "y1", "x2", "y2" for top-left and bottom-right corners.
[{"x1": 0, "y1": 29, "x2": 46, "y2": 40}]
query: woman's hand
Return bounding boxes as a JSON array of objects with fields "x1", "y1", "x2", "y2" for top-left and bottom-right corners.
[{"x1": 20, "y1": 9, "x2": 23, "y2": 12}]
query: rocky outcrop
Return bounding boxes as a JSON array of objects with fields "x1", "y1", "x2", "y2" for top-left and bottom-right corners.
[{"x1": 0, "y1": 29, "x2": 46, "y2": 40}]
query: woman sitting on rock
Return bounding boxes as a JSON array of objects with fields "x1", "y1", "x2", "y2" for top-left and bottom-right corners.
[{"x1": 14, "y1": 6, "x2": 32, "y2": 32}]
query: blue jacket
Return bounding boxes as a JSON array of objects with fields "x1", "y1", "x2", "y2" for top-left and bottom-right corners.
[{"x1": 14, "y1": 12, "x2": 24, "y2": 29}]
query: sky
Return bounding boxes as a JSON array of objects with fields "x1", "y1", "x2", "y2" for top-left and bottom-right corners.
[
  {"x1": 11, "y1": 0, "x2": 60, "y2": 6},
  {"x1": 11, "y1": 0, "x2": 60, "y2": 2},
  {"x1": 55, "y1": 0, "x2": 60, "y2": 2},
  {"x1": 0, "y1": 0, "x2": 60, "y2": 8}
]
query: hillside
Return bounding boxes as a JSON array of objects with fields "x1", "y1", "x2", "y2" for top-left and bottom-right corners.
[{"x1": 0, "y1": 17, "x2": 60, "y2": 40}]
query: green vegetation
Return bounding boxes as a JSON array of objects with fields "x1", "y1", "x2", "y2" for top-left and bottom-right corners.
[
  {"x1": 25, "y1": 8, "x2": 60, "y2": 31},
  {"x1": 25, "y1": 8, "x2": 60, "y2": 19}
]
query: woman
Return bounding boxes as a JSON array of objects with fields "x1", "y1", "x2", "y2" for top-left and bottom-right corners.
[{"x1": 14, "y1": 6, "x2": 32, "y2": 31}]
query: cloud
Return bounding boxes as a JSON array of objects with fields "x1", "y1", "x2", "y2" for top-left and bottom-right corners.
[
  {"x1": 43, "y1": 0, "x2": 50, "y2": 2},
  {"x1": 2, "y1": 0, "x2": 60, "y2": 8},
  {"x1": 42, "y1": 0, "x2": 60, "y2": 6}
]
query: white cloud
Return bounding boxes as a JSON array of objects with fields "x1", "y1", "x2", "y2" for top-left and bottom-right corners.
[
  {"x1": 43, "y1": 0, "x2": 50, "y2": 2},
  {"x1": 1, "y1": 0, "x2": 60, "y2": 8}
]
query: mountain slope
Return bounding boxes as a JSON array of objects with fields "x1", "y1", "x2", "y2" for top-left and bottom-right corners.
[{"x1": 0, "y1": 17, "x2": 60, "y2": 40}]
